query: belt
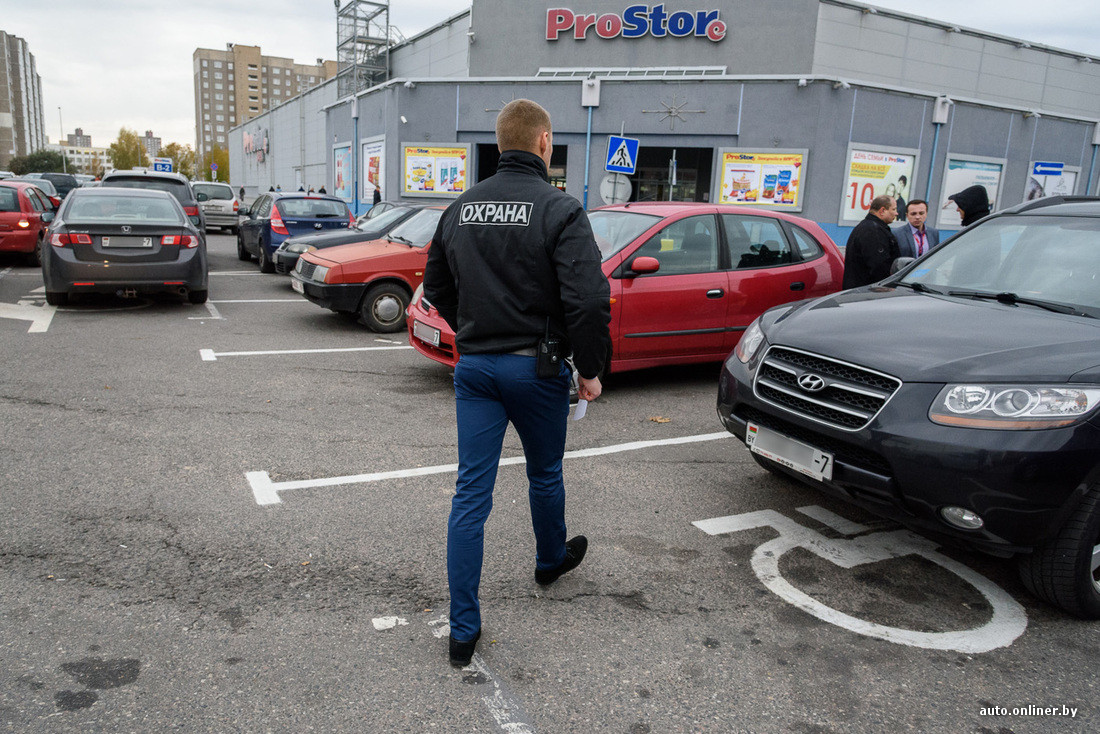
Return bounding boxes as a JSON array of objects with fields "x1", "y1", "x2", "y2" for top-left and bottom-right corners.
[{"x1": 508, "y1": 347, "x2": 537, "y2": 357}]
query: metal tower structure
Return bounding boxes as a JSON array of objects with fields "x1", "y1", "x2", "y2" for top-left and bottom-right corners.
[{"x1": 335, "y1": 0, "x2": 391, "y2": 98}]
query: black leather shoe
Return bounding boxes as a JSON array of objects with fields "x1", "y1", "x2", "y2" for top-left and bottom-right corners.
[
  {"x1": 449, "y1": 628, "x2": 481, "y2": 667},
  {"x1": 535, "y1": 535, "x2": 588, "y2": 586}
]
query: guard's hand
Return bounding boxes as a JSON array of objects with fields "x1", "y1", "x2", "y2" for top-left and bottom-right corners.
[{"x1": 578, "y1": 376, "x2": 602, "y2": 402}]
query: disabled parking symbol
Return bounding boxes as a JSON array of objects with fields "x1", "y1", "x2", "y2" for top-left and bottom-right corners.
[{"x1": 693, "y1": 506, "x2": 1027, "y2": 653}]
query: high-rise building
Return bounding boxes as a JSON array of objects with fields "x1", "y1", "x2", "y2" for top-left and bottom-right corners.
[
  {"x1": 193, "y1": 44, "x2": 337, "y2": 169},
  {"x1": 140, "y1": 130, "x2": 161, "y2": 159},
  {"x1": 66, "y1": 128, "x2": 91, "y2": 147},
  {"x1": 0, "y1": 30, "x2": 45, "y2": 170}
]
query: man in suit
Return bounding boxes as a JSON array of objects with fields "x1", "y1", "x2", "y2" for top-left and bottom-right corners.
[{"x1": 893, "y1": 199, "x2": 940, "y2": 258}]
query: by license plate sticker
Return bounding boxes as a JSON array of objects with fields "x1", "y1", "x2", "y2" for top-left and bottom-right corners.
[
  {"x1": 291, "y1": 278, "x2": 304, "y2": 294},
  {"x1": 746, "y1": 422, "x2": 834, "y2": 482},
  {"x1": 101, "y1": 236, "x2": 153, "y2": 248},
  {"x1": 413, "y1": 320, "x2": 440, "y2": 347}
]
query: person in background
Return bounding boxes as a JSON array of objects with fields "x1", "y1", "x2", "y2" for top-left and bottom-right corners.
[
  {"x1": 238, "y1": 186, "x2": 245, "y2": 201},
  {"x1": 423, "y1": 99, "x2": 611, "y2": 668},
  {"x1": 893, "y1": 199, "x2": 940, "y2": 258},
  {"x1": 318, "y1": 185, "x2": 327, "y2": 194},
  {"x1": 842, "y1": 195, "x2": 899, "y2": 289},
  {"x1": 948, "y1": 185, "x2": 991, "y2": 228},
  {"x1": 373, "y1": 187, "x2": 382, "y2": 206}
]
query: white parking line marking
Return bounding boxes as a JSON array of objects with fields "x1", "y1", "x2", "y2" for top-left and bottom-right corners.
[
  {"x1": 426, "y1": 616, "x2": 535, "y2": 734},
  {"x1": 796, "y1": 505, "x2": 871, "y2": 535},
  {"x1": 248, "y1": 431, "x2": 732, "y2": 505},
  {"x1": 202, "y1": 345, "x2": 412, "y2": 361},
  {"x1": 210, "y1": 299, "x2": 303, "y2": 303},
  {"x1": 209, "y1": 270, "x2": 264, "y2": 275},
  {"x1": 0, "y1": 267, "x2": 11, "y2": 281},
  {"x1": 31, "y1": 286, "x2": 44, "y2": 293},
  {"x1": 188, "y1": 301, "x2": 224, "y2": 321},
  {"x1": 0, "y1": 301, "x2": 56, "y2": 333}
]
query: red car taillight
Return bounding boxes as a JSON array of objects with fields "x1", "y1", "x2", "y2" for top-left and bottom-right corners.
[
  {"x1": 270, "y1": 205, "x2": 289, "y2": 235},
  {"x1": 50, "y1": 233, "x2": 92, "y2": 247},
  {"x1": 161, "y1": 235, "x2": 199, "y2": 248},
  {"x1": 233, "y1": 200, "x2": 239, "y2": 212}
]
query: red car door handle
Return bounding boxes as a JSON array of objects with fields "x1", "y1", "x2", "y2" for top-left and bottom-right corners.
[
  {"x1": 790, "y1": 282, "x2": 805, "y2": 291},
  {"x1": 706, "y1": 289, "x2": 725, "y2": 299}
]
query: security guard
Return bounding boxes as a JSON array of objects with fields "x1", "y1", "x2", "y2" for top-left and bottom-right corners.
[{"x1": 423, "y1": 99, "x2": 611, "y2": 667}]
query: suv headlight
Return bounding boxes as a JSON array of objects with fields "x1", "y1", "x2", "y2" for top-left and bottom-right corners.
[
  {"x1": 929, "y1": 384, "x2": 1100, "y2": 429},
  {"x1": 734, "y1": 319, "x2": 766, "y2": 364}
]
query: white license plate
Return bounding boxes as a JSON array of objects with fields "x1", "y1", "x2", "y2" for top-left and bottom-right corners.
[
  {"x1": 745, "y1": 422, "x2": 834, "y2": 482},
  {"x1": 413, "y1": 320, "x2": 440, "y2": 346},
  {"x1": 291, "y1": 278, "x2": 304, "y2": 294},
  {"x1": 102, "y1": 236, "x2": 153, "y2": 248}
]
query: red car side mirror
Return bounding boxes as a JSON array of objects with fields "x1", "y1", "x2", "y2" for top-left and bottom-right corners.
[{"x1": 629, "y1": 256, "x2": 660, "y2": 275}]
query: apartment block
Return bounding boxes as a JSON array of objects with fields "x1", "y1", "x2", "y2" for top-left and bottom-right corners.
[
  {"x1": 193, "y1": 44, "x2": 337, "y2": 166},
  {"x1": 140, "y1": 129, "x2": 161, "y2": 159},
  {"x1": 66, "y1": 127, "x2": 91, "y2": 147},
  {"x1": 0, "y1": 30, "x2": 45, "y2": 170}
]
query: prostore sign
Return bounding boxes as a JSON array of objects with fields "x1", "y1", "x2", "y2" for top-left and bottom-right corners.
[{"x1": 546, "y1": 4, "x2": 727, "y2": 42}]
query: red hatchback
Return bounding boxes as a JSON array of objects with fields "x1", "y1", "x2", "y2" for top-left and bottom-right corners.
[
  {"x1": 0, "y1": 181, "x2": 55, "y2": 266},
  {"x1": 407, "y1": 202, "x2": 844, "y2": 374}
]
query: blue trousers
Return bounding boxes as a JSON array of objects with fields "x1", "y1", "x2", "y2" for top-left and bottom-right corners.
[{"x1": 448, "y1": 353, "x2": 570, "y2": 642}]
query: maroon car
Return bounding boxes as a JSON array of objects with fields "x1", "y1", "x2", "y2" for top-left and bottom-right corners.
[
  {"x1": 0, "y1": 181, "x2": 55, "y2": 266},
  {"x1": 407, "y1": 202, "x2": 844, "y2": 375}
]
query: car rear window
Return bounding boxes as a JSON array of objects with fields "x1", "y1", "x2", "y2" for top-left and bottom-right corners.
[
  {"x1": 102, "y1": 177, "x2": 191, "y2": 204},
  {"x1": 64, "y1": 194, "x2": 185, "y2": 225},
  {"x1": 0, "y1": 187, "x2": 19, "y2": 212},
  {"x1": 276, "y1": 198, "x2": 350, "y2": 218},
  {"x1": 193, "y1": 184, "x2": 233, "y2": 200}
]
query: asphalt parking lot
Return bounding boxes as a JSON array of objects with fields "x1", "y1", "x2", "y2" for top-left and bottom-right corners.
[{"x1": 0, "y1": 233, "x2": 1095, "y2": 733}]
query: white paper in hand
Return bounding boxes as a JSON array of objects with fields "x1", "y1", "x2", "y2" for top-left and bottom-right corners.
[{"x1": 572, "y1": 399, "x2": 588, "y2": 421}]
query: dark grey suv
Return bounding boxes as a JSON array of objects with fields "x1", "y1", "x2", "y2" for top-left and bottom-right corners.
[{"x1": 100, "y1": 169, "x2": 205, "y2": 231}]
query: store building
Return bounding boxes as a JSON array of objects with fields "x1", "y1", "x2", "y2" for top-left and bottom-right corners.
[{"x1": 231, "y1": 0, "x2": 1100, "y2": 239}]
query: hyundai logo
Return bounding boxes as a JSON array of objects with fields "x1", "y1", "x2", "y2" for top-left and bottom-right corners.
[
  {"x1": 314, "y1": 223, "x2": 323, "y2": 229},
  {"x1": 797, "y1": 373, "x2": 827, "y2": 392}
]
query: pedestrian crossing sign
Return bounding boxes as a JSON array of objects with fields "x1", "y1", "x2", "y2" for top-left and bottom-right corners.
[{"x1": 605, "y1": 136, "x2": 639, "y2": 174}]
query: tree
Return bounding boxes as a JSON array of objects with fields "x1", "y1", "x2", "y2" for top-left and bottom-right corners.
[
  {"x1": 199, "y1": 145, "x2": 230, "y2": 183},
  {"x1": 108, "y1": 128, "x2": 150, "y2": 171},
  {"x1": 85, "y1": 151, "x2": 107, "y2": 178},
  {"x1": 159, "y1": 142, "x2": 196, "y2": 180},
  {"x1": 8, "y1": 149, "x2": 70, "y2": 175}
]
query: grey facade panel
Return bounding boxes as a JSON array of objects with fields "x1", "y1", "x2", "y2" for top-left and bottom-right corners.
[{"x1": 391, "y1": 14, "x2": 471, "y2": 78}]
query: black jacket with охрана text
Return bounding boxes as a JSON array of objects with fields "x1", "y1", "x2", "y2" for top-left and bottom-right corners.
[{"x1": 422, "y1": 150, "x2": 611, "y2": 378}]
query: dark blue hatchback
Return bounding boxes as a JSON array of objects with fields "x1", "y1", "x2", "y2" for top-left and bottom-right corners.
[{"x1": 237, "y1": 193, "x2": 353, "y2": 273}]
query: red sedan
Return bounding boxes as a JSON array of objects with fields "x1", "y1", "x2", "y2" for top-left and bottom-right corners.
[
  {"x1": 407, "y1": 202, "x2": 844, "y2": 375},
  {"x1": 0, "y1": 181, "x2": 56, "y2": 266}
]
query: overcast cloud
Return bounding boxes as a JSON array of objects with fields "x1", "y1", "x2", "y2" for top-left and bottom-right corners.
[{"x1": 1, "y1": 0, "x2": 1098, "y2": 150}]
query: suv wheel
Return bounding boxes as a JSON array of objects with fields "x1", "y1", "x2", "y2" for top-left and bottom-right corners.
[
  {"x1": 237, "y1": 234, "x2": 251, "y2": 261},
  {"x1": 358, "y1": 283, "x2": 409, "y2": 332},
  {"x1": 258, "y1": 245, "x2": 275, "y2": 274},
  {"x1": 1019, "y1": 485, "x2": 1100, "y2": 619}
]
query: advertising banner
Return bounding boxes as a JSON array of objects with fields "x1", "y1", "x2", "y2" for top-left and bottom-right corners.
[
  {"x1": 716, "y1": 150, "x2": 806, "y2": 211},
  {"x1": 402, "y1": 144, "x2": 470, "y2": 198},
  {"x1": 362, "y1": 138, "x2": 385, "y2": 201},
  {"x1": 938, "y1": 155, "x2": 1005, "y2": 229},
  {"x1": 333, "y1": 144, "x2": 353, "y2": 200},
  {"x1": 840, "y1": 145, "x2": 918, "y2": 225},
  {"x1": 1025, "y1": 161, "x2": 1079, "y2": 201}
]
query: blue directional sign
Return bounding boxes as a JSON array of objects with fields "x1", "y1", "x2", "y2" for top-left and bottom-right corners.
[
  {"x1": 152, "y1": 157, "x2": 173, "y2": 173},
  {"x1": 1032, "y1": 161, "x2": 1064, "y2": 176},
  {"x1": 605, "y1": 135, "x2": 639, "y2": 175}
]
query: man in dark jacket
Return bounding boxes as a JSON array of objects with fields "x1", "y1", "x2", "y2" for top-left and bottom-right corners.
[
  {"x1": 948, "y1": 185, "x2": 991, "y2": 228},
  {"x1": 423, "y1": 99, "x2": 611, "y2": 667},
  {"x1": 842, "y1": 195, "x2": 900, "y2": 289}
]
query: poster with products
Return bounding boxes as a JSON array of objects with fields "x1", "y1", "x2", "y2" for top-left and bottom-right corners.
[
  {"x1": 839, "y1": 145, "x2": 918, "y2": 225},
  {"x1": 401, "y1": 144, "x2": 470, "y2": 198},
  {"x1": 937, "y1": 155, "x2": 1005, "y2": 229},
  {"x1": 715, "y1": 149, "x2": 806, "y2": 212},
  {"x1": 362, "y1": 137, "x2": 385, "y2": 202},
  {"x1": 332, "y1": 144, "x2": 353, "y2": 200}
]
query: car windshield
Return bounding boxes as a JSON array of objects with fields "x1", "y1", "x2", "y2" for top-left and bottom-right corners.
[
  {"x1": 193, "y1": 184, "x2": 233, "y2": 200},
  {"x1": 276, "y1": 198, "x2": 350, "y2": 218},
  {"x1": 387, "y1": 208, "x2": 443, "y2": 245},
  {"x1": 589, "y1": 210, "x2": 662, "y2": 261},
  {"x1": 0, "y1": 187, "x2": 19, "y2": 212},
  {"x1": 64, "y1": 194, "x2": 185, "y2": 225},
  {"x1": 360, "y1": 206, "x2": 410, "y2": 231},
  {"x1": 103, "y1": 178, "x2": 189, "y2": 203},
  {"x1": 899, "y1": 215, "x2": 1100, "y2": 315}
]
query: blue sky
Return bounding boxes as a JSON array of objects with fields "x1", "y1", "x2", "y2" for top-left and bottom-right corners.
[{"x1": 1, "y1": 0, "x2": 1097, "y2": 149}]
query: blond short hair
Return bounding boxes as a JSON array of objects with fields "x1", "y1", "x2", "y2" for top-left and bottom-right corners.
[{"x1": 496, "y1": 99, "x2": 552, "y2": 153}]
